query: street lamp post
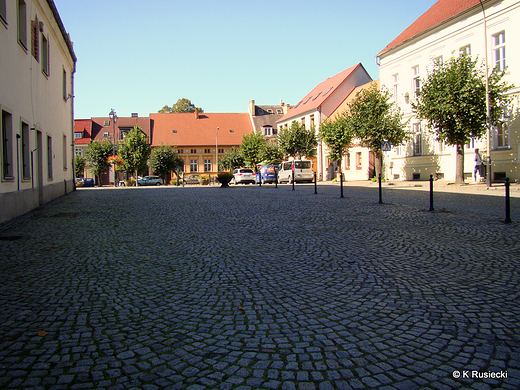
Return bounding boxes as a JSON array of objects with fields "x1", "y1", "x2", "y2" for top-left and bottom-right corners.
[
  {"x1": 479, "y1": 0, "x2": 492, "y2": 188},
  {"x1": 109, "y1": 108, "x2": 118, "y2": 186}
]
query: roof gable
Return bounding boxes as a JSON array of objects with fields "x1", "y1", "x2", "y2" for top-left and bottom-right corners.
[
  {"x1": 277, "y1": 63, "x2": 365, "y2": 122},
  {"x1": 378, "y1": 0, "x2": 484, "y2": 56}
]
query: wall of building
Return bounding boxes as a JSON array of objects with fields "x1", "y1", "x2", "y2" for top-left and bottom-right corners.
[
  {"x1": 378, "y1": 0, "x2": 520, "y2": 182},
  {"x1": 0, "y1": 0, "x2": 76, "y2": 224}
]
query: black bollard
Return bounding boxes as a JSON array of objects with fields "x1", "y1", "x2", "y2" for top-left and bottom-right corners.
[
  {"x1": 429, "y1": 174, "x2": 434, "y2": 211},
  {"x1": 292, "y1": 169, "x2": 295, "y2": 191},
  {"x1": 340, "y1": 172, "x2": 344, "y2": 198},
  {"x1": 378, "y1": 174, "x2": 382, "y2": 204},
  {"x1": 314, "y1": 172, "x2": 317, "y2": 194},
  {"x1": 275, "y1": 170, "x2": 278, "y2": 189},
  {"x1": 505, "y1": 178, "x2": 511, "y2": 223}
]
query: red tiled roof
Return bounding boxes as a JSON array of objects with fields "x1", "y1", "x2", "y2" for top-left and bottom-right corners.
[
  {"x1": 91, "y1": 117, "x2": 152, "y2": 140},
  {"x1": 378, "y1": 0, "x2": 483, "y2": 55},
  {"x1": 150, "y1": 112, "x2": 254, "y2": 147},
  {"x1": 74, "y1": 119, "x2": 92, "y2": 136},
  {"x1": 277, "y1": 63, "x2": 364, "y2": 122},
  {"x1": 74, "y1": 138, "x2": 91, "y2": 145}
]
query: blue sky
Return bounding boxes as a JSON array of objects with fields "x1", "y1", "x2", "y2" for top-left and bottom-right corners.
[{"x1": 53, "y1": 0, "x2": 436, "y2": 118}]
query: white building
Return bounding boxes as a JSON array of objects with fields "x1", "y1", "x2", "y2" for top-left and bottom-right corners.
[
  {"x1": 0, "y1": 0, "x2": 76, "y2": 224},
  {"x1": 276, "y1": 64, "x2": 372, "y2": 181},
  {"x1": 377, "y1": 0, "x2": 520, "y2": 183}
]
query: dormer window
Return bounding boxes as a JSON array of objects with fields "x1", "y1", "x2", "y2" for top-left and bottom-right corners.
[{"x1": 74, "y1": 132, "x2": 82, "y2": 139}]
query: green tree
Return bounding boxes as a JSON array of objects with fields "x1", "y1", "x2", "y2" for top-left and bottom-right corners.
[
  {"x1": 413, "y1": 54, "x2": 513, "y2": 184},
  {"x1": 240, "y1": 131, "x2": 267, "y2": 172},
  {"x1": 150, "y1": 144, "x2": 184, "y2": 184},
  {"x1": 158, "y1": 98, "x2": 203, "y2": 113},
  {"x1": 118, "y1": 126, "x2": 151, "y2": 186},
  {"x1": 218, "y1": 147, "x2": 244, "y2": 172},
  {"x1": 277, "y1": 121, "x2": 317, "y2": 159},
  {"x1": 319, "y1": 115, "x2": 355, "y2": 173},
  {"x1": 261, "y1": 142, "x2": 284, "y2": 165},
  {"x1": 345, "y1": 82, "x2": 407, "y2": 177},
  {"x1": 74, "y1": 154, "x2": 86, "y2": 178},
  {"x1": 84, "y1": 139, "x2": 113, "y2": 186}
]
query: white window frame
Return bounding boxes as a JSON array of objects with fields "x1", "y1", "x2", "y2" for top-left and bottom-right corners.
[
  {"x1": 392, "y1": 73, "x2": 399, "y2": 101},
  {"x1": 460, "y1": 45, "x2": 471, "y2": 56},
  {"x1": 18, "y1": 0, "x2": 27, "y2": 49},
  {"x1": 497, "y1": 109, "x2": 510, "y2": 148},
  {"x1": 412, "y1": 65, "x2": 420, "y2": 99},
  {"x1": 2, "y1": 110, "x2": 14, "y2": 179},
  {"x1": 412, "y1": 122, "x2": 422, "y2": 156},
  {"x1": 493, "y1": 31, "x2": 505, "y2": 71},
  {"x1": 21, "y1": 121, "x2": 30, "y2": 179},
  {"x1": 190, "y1": 159, "x2": 198, "y2": 173},
  {"x1": 204, "y1": 159, "x2": 211, "y2": 172}
]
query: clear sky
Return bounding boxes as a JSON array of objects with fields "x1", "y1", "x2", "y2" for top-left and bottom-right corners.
[{"x1": 53, "y1": 0, "x2": 437, "y2": 119}]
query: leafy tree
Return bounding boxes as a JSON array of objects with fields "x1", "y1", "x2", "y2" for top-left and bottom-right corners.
[
  {"x1": 84, "y1": 139, "x2": 113, "y2": 186},
  {"x1": 118, "y1": 126, "x2": 151, "y2": 185},
  {"x1": 74, "y1": 154, "x2": 86, "y2": 178},
  {"x1": 150, "y1": 144, "x2": 184, "y2": 183},
  {"x1": 319, "y1": 115, "x2": 355, "y2": 171},
  {"x1": 413, "y1": 54, "x2": 513, "y2": 184},
  {"x1": 240, "y1": 131, "x2": 267, "y2": 172},
  {"x1": 261, "y1": 142, "x2": 284, "y2": 165},
  {"x1": 345, "y1": 82, "x2": 407, "y2": 177},
  {"x1": 218, "y1": 147, "x2": 244, "y2": 172},
  {"x1": 158, "y1": 98, "x2": 203, "y2": 113},
  {"x1": 277, "y1": 121, "x2": 317, "y2": 159}
]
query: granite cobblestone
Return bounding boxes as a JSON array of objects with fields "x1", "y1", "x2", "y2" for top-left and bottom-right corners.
[{"x1": 0, "y1": 184, "x2": 519, "y2": 389}]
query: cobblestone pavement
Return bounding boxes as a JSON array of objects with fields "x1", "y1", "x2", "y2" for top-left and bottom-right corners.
[{"x1": 1, "y1": 184, "x2": 519, "y2": 390}]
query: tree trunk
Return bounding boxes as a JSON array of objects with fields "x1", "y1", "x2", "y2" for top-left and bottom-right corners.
[
  {"x1": 455, "y1": 144, "x2": 465, "y2": 184},
  {"x1": 374, "y1": 151, "x2": 383, "y2": 179}
]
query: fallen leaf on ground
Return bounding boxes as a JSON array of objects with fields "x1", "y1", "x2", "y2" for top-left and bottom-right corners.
[
  {"x1": 237, "y1": 306, "x2": 245, "y2": 311},
  {"x1": 37, "y1": 331, "x2": 48, "y2": 337}
]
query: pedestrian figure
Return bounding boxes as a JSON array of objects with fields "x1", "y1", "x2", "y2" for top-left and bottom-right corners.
[{"x1": 474, "y1": 149, "x2": 482, "y2": 183}]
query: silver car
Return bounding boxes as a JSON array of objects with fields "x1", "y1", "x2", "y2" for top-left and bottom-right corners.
[
  {"x1": 137, "y1": 175, "x2": 164, "y2": 186},
  {"x1": 232, "y1": 168, "x2": 255, "y2": 185}
]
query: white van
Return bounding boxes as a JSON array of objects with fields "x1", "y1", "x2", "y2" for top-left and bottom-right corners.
[{"x1": 277, "y1": 160, "x2": 314, "y2": 183}]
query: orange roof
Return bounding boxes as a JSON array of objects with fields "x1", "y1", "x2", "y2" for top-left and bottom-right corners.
[
  {"x1": 277, "y1": 63, "x2": 365, "y2": 122},
  {"x1": 150, "y1": 112, "x2": 254, "y2": 147},
  {"x1": 74, "y1": 119, "x2": 92, "y2": 135},
  {"x1": 378, "y1": 0, "x2": 483, "y2": 55}
]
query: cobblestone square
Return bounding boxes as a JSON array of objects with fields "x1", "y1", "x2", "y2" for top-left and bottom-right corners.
[{"x1": 0, "y1": 184, "x2": 519, "y2": 389}]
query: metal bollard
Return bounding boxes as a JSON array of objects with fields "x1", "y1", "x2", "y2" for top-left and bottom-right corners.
[
  {"x1": 429, "y1": 174, "x2": 434, "y2": 211},
  {"x1": 275, "y1": 170, "x2": 278, "y2": 189},
  {"x1": 292, "y1": 170, "x2": 295, "y2": 191},
  {"x1": 505, "y1": 177, "x2": 511, "y2": 223},
  {"x1": 314, "y1": 172, "x2": 317, "y2": 194},
  {"x1": 378, "y1": 174, "x2": 382, "y2": 204},
  {"x1": 340, "y1": 172, "x2": 344, "y2": 198}
]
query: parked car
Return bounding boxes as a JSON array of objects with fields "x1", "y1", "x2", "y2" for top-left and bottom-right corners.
[
  {"x1": 184, "y1": 175, "x2": 200, "y2": 185},
  {"x1": 75, "y1": 177, "x2": 94, "y2": 187},
  {"x1": 232, "y1": 168, "x2": 255, "y2": 185},
  {"x1": 256, "y1": 165, "x2": 279, "y2": 184},
  {"x1": 277, "y1": 160, "x2": 314, "y2": 183},
  {"x1": 137, "y1": 175, "x2": 164, "y2": 186}
]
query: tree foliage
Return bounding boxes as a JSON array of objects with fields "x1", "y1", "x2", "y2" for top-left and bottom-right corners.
[
  {"x1": 118, "y1": 126, "x2": 151, "y2": 185},
  {"x1": 345, "y1": 82, "x2": 407, "y2": 176},
  {"x1": 413, "y1": 54, "x2": 513, "y2": 183},
  {"x1": 240, "y1": 131, "x2": 267, "y2": 172},
  {"x1": 218, "y1": 147, "x2": 244, "y2": 172},
  {"x1": 277, "y1": 121, "x2": 318, "y2": 159},
  {"x1": 319, "y1": 115, "x2": 354, "y2": 166},
  {"x1": 150, "y1": 144, "x2": 184, "y2": 183},
  {"x1": 261, "y1": 142, "x2": 284, "y2": 166},
  {"x1": 158, "y1": 98, "x2": 203, "y2": 113},
  {"x1": 74, "y1": 154, "x2": 86, "y2": 178},
  {"x1": 84, "y1": 139, "x2": 113, "y2": 186}
]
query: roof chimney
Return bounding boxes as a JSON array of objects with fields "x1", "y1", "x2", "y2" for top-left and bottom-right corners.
[
  {"x1": 131, "y1": 113, "x2": 138, "y2": 118},
  {"x1": 248, "y1": 100, "x2": 255, "y2": 116},
  {"x1": 194, "y1": 108, "x2": 199, "y2": 119}
]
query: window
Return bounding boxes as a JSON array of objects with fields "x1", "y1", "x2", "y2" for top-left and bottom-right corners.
[
  {"x1": 63, "y1": 69, "x2": 67, "y2": 100},
  {"x1": 218, "y1": 148, "x2": 224, "y2": 153},
  {"x1": 41, "y1": 34, "x2": 49, "y2": 76},
  {"x1": 75, "y1": 147, "x2": 82, "y2": 156},
  {"x1": 0, "y1": 0, "x2": 6, "y2": 24},
  {"x1": 204, "y1": 149, "x2": 210, "y2": 153},
  {"x1": 104, "y1": 120, "x2": 110, "y2": 126},
  {"x1": 310, "y1": 115, "x2": 315, "y2": 128},
  {"x1": 497, "y1": 110, "x2": 509, "y2": 148},
  {"x1": 74, "y1": 132, "x2": 82, "y2": 139},
  {"x1": 204, "y1": 159, "x2": 211, "y2": 172},
  {"x1": 21, "y1": 122, "x2": 30, "y2": 179},
  {"x1": 103, "y1": 132, "x2": 109, "y2": 138},
  {"x1": 412, "y1": 66, "x2": 420, "y2": 99},
  {"x1": 178, "y1": 149, "x2": 183, "y2": 154},
  {"x1": 190, "y1": 149, "x2": 196, "y2": 154},
  {"x1": 31, "y1": 18, "x2": 39, "y2": 61},
  {"x1": 63, "y1": 134, "x2": 67, "y2": 170},
  {"x1": 356, "y1": 152, "x2": 362, "y2": 170},
  {"x1": 2, "y1": 110, "x2": 13, "y2": 179},
  {"x1": 493, "y1": 32, "x2": 505, "y2": 71},
  {"x1": 276, "y1": 109, "x2": 282, "y2": 114},
  {"x1": 18, "y1": 0, "x2": 27, "y2": 48},
  {"x1": 460, "y1": 45, "x2": 471, "y2": 56},
  {"x1": 345, "y1": 153, "x2": 350, "y2": 170},
  {"x1": 433, "y1": 56, "x2": 443, "y2": 65},
  {"x1": 190, "y1": 159, "x2": 197, "y2": 172},
  {"x1": 263, "y1": 126, "x2": 273, "y2": 136},
  {"x1": 412, "y1": 122, "x2": 422, "y2": 156},
  {"x1": 392, "y1": 74, "x2": 399, "y2": 101},
  {"x1": 47, "y1": 135, "x2": 52, "y2": 179}
]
